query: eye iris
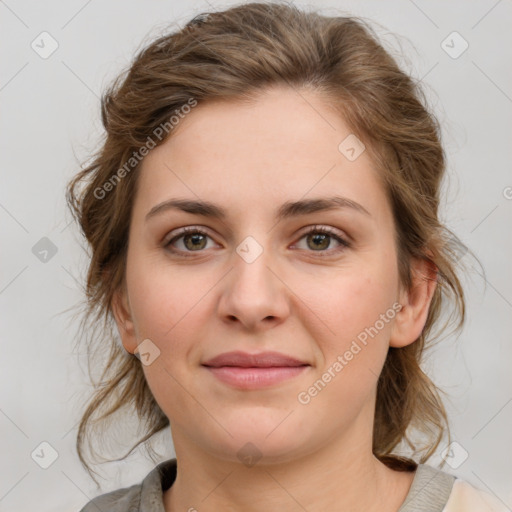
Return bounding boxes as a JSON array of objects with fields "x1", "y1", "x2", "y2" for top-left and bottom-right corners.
[
  {"x1": 174, "y1": 229, "x2": 339, "y2": 253},
  {"x1": 307, "y1": 232, "x2": 330, "y2": 250},
  {"x1": 184, "y1": 233, "x2": 207, "y2": 250}
]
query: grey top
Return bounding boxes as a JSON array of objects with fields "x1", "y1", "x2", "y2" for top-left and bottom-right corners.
[{"x1": 80, "y1": 459, "x2": 456, "y2": 512}]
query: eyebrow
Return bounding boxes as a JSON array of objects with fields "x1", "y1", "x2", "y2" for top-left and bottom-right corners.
[{"x1": 145, "y1": 196, "x2": 371, "y2": 223}]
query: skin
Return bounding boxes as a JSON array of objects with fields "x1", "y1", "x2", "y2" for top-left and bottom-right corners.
[{"x1": 112, "y1": 84, "x2": 437, "y2": 512}]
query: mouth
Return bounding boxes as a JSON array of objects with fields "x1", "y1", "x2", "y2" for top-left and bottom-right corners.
[{"x1": 202, "y1": 351, "x2": 310, "y2": 390}]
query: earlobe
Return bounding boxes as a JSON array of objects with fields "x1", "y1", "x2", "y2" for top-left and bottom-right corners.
[
  {"x1": 389, "y1": 258, "x2": 438, "y2": 348},
  {"x1": 111, "y1": 287, "x2": 138, "y2": 354}
]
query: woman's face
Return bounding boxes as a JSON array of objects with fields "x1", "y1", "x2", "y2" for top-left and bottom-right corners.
[{"x1": 114, "y1": 85, "x2": 420, "y2": 464}]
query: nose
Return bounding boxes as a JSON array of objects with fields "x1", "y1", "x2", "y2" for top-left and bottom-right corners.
[{"x1": 216, "y1": 239, "x2": 290, "y2": 332}]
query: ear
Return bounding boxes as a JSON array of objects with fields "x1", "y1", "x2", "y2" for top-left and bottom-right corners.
[
  {"x1": 111, "y1": 284, "x2": 138, "y2": 354},
  {"x1": 390, "y1": 257, "x2": 438, "y2": 348}
]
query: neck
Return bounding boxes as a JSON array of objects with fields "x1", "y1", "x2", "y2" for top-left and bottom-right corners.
[{"x1": 163, "y1": 424, "x2": 414, "y2": 512}]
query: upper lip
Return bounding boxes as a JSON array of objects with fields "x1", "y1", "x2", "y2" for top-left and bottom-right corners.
[{"x1": 202, "y1": 351, "x2": 309, "y2": 368}]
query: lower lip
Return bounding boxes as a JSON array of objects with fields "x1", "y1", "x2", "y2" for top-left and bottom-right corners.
[{"x1": 204, "y1": 366, "x2": 308, "y2": 389}]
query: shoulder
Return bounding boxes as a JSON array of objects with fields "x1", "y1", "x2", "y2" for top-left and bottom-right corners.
[
  {"x1": 442, "y1": 478, "x2": 509, "y2": 512},
  {"x1": 400, "y1": 463, "x2": 507, "y2": 512},
  {"x1": 400, "y1": 463, "x2": 457, "y2": 511},
  {"x1": 79, "y1": 482, "x2": 142, "y2": 511},
  {"x1": 78, "y1": 458, "x2": 177, "y2": 512}
]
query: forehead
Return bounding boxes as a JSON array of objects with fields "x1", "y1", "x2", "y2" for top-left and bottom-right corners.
[{"x1": 133, "y1": 86, "x2": 389, "y2": 224}]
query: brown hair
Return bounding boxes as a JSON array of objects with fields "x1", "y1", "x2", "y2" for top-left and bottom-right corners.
[{"x1": 66, "y1": 1, "x2": 472, "y2": 481}]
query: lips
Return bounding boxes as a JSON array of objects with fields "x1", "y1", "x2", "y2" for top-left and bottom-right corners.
[
  {"x1": 202, "y1": 351, "x2": 310, "y2": 390},
  {"x1": 202, "y1": 351, "x2": 308, "y2": 368}
]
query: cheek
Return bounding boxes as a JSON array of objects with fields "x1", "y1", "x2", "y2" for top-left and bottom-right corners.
[
  {"x1": 307, "y1": 266, "x2": 398, "y2": 351},
  {"x1": 298, "y1": 272, "x2": 399, "y2": 416},
  {"x1": 126, "y1": 251, "x2": 202, "y2": 340},
  {"x1": 128, "y1": 268, "x2": 202, "y2": 423}
]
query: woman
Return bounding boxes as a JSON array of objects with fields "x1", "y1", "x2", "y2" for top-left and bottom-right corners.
[{"x1": 67, "y1": 2, "x2": 505, "y2": 511}]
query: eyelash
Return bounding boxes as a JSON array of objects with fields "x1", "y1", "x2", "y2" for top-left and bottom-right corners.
[{"x1": 163, "y1": 225, "x2": 351, "y2": 258}]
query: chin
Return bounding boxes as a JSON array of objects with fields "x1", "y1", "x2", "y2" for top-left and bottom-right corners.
[
  {"x1": 205, "y1": 414, "x2": 311, "y2": 465},
  {"x1": 209, "y1": 437, "x2": 306, "y2": 468}
]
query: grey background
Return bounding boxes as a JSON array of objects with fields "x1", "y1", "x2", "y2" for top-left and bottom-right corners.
[{"x1": 1, "y1": 0, "x2": 511, "y2": 510}]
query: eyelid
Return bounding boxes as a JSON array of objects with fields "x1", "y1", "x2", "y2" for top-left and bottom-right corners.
[
  {"x1": 291, "y1": 224, "x2": 351, "y2": 254},
  {"x1": 295, "y1": 224, "x2": 349, "y2": 243},
  {"x1": 163, "y1": 224, "x2": 351, "y2": 256},
  {"x1": 162, "y1": 225, "x2": 213, "y2": 246}
]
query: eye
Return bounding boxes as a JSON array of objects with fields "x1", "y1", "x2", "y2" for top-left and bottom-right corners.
[
  {"x1": 163, "y1": 225, "x2": 350, "y2": 257},
  {"x1": 164, "y1": 226, "x2": 216, "y2": 256},
  {"x1": 293, "y1": 225, "x2": 350, "y2": 256}
]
